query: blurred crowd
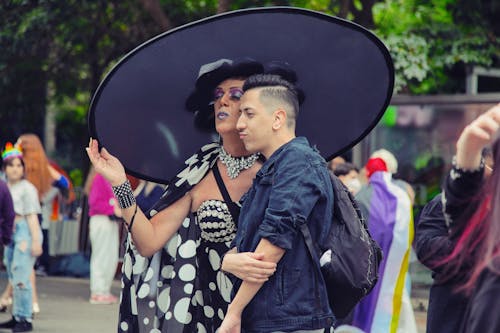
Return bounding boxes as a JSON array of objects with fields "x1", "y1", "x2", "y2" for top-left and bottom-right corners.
[{"x1": 1, "y1": 104, "x2": 500, "y2": 333}]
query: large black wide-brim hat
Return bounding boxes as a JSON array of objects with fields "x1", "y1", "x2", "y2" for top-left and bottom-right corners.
[{"x1": 88, "y1": 7, "x2": 394, "y2": 184}]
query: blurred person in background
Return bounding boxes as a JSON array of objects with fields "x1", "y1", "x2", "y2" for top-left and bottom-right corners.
[
  {"x1": 87, "y1": 172, "x2": 121, "y2": 305},
  {"x1": 0, "y1": 134, "x2": 71, "y2": 316},
  {"x1": 16, "y1": 133, "x2": 69, "y2": 315},
  {"x1": 328, "y1": 155, "x2": 346, "y2": 172},
  {"x1": 340, "y1": 155, "x2": 417, "y2": 333},
  {"x1": 133, "y1": 180, "x2": 165, "y2": 213},
  {"x1": 439, "y1": 103, "x2": 500, "y2": 332},
  {"x1": 17, "y1": 134, "x2": 70, "y2": 274},
  {"x1": 0, "y1": 143, "x2": 43, "y2": 332},
  {"x1": 371, "y1": 149, "x2": 415, "y2": 205},
  {"x1": 0, "y1": 178, "x2": 15, "y2": 312},
  {"x1": 333, "y1": 162, "x2": 361, "y2": 195},
  {"x1": 414, "y1": 148, "x2": 493, "y2": 333}
]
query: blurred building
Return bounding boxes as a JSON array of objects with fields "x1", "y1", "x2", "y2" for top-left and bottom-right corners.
[{"x1": 353, "y1": 92, "x2": 500, "y2": 216}]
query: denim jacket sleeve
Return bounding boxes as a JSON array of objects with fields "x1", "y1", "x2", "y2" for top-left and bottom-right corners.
[{"x1": 257, "y1": 151, "x2": 324, "y2": 250}]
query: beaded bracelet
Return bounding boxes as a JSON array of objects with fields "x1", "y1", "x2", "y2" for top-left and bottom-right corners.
[
  {"x1": 452, "y1": 155, "x2": 484, "y2": 174},
  {"x1": 112, "y1": 180, "x2": 136, "y2": 209}
]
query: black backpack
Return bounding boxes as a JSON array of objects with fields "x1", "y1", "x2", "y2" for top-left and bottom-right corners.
[{"x1": 299, "y1": 173, "x2": 382, "y2": 319}]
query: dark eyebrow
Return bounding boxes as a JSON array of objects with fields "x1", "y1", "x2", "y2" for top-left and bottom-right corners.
[{"x1": 241, "y1": 106, "x2": 254, "y2": 112}]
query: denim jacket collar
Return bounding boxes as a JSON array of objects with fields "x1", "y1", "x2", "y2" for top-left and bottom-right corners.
[{"x1": 257, "y1": 137, "x2": 310, "y2": 177}]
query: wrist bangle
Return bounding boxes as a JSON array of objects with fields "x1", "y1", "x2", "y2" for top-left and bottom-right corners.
[
  {"x1": 112, "y1": 180, "x2": 136, "y2": 209},
  {"x1": 452, "y1": 155, "x2": 484, "y2": 174},
  {"x1": 126, "y1": 204, "x2": 138, "y2": 233}
]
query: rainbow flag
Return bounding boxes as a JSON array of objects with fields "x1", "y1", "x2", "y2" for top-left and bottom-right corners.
[{"x1": 347, "y1": 171, "x2": 416, "y2": 333}]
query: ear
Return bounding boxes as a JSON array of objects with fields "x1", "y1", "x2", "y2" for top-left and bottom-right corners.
[{"x1": 273, "y1": 109, "x2": 287, "y2": 130}]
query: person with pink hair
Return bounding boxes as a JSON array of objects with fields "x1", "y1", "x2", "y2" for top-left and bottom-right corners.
[{"x1": 440, "y1": 103, "x2": 500, "y2": 332}]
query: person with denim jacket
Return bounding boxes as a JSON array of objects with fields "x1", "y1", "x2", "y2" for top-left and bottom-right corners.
[{"x1": 219, "y1": 73, "x2": 335, "y2": 333}]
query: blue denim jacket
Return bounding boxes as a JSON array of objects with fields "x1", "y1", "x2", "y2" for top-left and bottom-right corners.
[{"x1": 233, "y1": 137, "x2": 335, "y2": 332}]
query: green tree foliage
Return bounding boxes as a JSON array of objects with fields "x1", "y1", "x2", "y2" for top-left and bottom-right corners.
[
  {"x1": 1, "y1": 0, "x2": 161, "y2": 170},
  {"x1": 1, "y1": 2, "x2": 50, "y2": 143},
  {"x1": 1, "y1": 0, "x2": 498, "y2": 173},
  {"x1": 373, "y1": 0, "x2": 500, "y2": 93},
  {"x1": 0, "y1": 0, "x2": 229, "y2": 170}
]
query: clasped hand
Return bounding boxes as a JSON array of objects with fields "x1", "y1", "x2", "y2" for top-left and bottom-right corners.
[{"x1": 222, "y1": 252, "x2": 276, "y2": 283}]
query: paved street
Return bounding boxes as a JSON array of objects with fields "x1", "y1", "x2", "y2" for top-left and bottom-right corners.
[
  {"x1": 0, "y1": 274, "x2": 120, "y2": 333},
  {"x1": 0, "y1": 273, "x2": 428, "y2": 333}
]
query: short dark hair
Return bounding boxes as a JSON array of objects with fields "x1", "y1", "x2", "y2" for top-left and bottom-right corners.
[
  {"x1": 333, "y1": 162, "x2": 359, "y2": 177},
  {"x1": 2, "y1": 156, "x2": 25, "y2": 174},
  {"x1": 243, "y1": 74, "x2": 299, "y2": 127}
]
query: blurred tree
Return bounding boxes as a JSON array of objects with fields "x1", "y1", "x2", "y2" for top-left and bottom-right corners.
[
  {"x1": 0, "y1": 2, "x2": 50, "y2": 145},
  {"x1": 1, "y1": 0, "x2": 161, "y2": 172},
  {"x1": 1, "y1": 0, "x2": 498, "y2": 174},
  {"x1": 139, "y1": 0, "x2": 172, "y2": 29},
  {"x1": 373, "y1": 0, "x2": 500, "y2": 93}
]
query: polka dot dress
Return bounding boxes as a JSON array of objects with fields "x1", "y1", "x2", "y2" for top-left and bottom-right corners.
[
  {"x1": 118, "y1": 143, "x2": 237, "y2": 333},
  {"x1": 185, "y1": 199, "x2": 236, "y2": 332},
  {"x1": 119, "y1": 202, "x2": 235, "y2": 333}
]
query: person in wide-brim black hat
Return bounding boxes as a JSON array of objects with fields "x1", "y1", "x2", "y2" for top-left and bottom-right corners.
[
  {"x1": 87, "y1": 57, "x2": 287, "y2": 333},
  {"x1": 88, "y1": 8, "x2": 393, "y2": 184},
  {"x1": 186, "y1": 59, "x2": 305, "y2": 133},
  {"x1": 186, "y1": 58, "x2": 264, "y2": 132},
  {"x1": 87, "y1": 8, "x2": 394, "y2": 333}
]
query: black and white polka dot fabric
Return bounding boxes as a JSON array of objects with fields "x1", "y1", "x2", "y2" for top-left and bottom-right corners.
[{"x1": 118, "y1": 143, "x2": 236, "y2": 332}]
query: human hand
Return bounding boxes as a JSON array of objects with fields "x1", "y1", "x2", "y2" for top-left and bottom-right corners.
[
  {"x1": 47, "y1": 164, "x2": 62, "y2": 181},
  {"x1": 222, "y1": 252, "x2": 276, "y2": 282},
  {"x1": 111, "y1": 198, "x2": 123, "y2": 217},
  {"x1": 456, "y1": 103, "x2": 500, "y2": 170},
  {"x1": 218, "y1": 309, "x2": 241, "y2": 333},
  {"x1": 86, "y1": 138, "x2": 127, "y2": 186},
  {"x1": 31, "y1": 241, "x2": 43, "y2": 257}
]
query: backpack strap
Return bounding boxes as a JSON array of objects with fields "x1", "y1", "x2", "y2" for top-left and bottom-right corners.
[
  {"x1": 299, "y1": 222, "x2": 322, "y2": 310},
  {"x1": 299, "y1": 223, "x2": 318, "y2": 261},
  {"x1": 212, "y1": 163, "x2": 240, "y2": 224}
]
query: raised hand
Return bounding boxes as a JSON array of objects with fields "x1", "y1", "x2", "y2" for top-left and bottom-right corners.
[
  {"x1": 456, "y1": 103, "x2": 500, "y2": 170},
  {"x1": 86, "y1": 138, "x2": 127, "y2": 186}
]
